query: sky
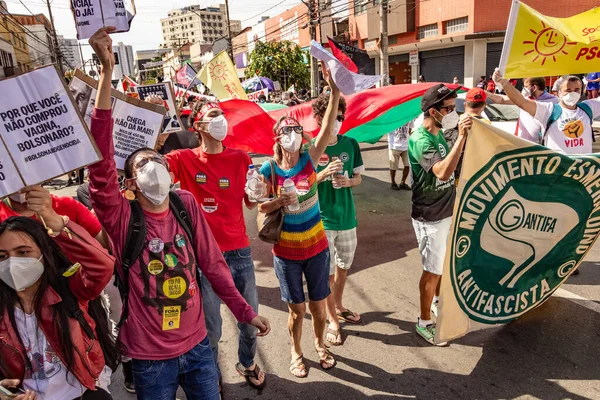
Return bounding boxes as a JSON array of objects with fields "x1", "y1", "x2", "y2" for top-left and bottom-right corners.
[{"x1": 4, "y1": 0, "x2": 307, "y2": 62}]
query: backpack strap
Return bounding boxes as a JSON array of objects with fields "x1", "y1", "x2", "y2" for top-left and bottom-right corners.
[
  {"x1": 542, "y1": 103, "x2": 563, "y2": 145},
  {"x1": 56, "y1": 276, "x2": 96, "y2": 340},
  {"x1": 577, "y1": 102, "x2": 593, "y2": 123},
  {"x1": 168, "y1": 191, "x2": 194, "y2": 246},
  {"x1": 116, "y1": 200, "x2": 147, "y2": 329}
]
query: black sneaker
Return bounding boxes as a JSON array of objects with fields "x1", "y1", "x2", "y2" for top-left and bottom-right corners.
[
  {"x1": 122, "y1": 360, "x2": 136, "y2": 394},
  {"x1": 391, "y1": 183, "x2": 401, "y2": 190}
]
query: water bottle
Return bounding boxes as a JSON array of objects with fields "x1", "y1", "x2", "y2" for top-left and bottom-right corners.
[
  {"x1": 246, "y1": 165, "x2": 259, "y2": 202},
  {"x1": 282, "y1": 178, "x2": 300, "y2": 212},
  {"x1": 331, "y1": 156, "x2": 343, "y2": 190}
]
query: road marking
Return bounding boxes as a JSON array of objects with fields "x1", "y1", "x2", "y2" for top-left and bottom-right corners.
[{"x1": 553, "y1": 288, "x2": 600, "y2": 314}]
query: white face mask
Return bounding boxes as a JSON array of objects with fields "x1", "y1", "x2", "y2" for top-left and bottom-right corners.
[
  {"x1": 135, "y1": 161, "x2": 171, "y2": 205},
  {"x1": 0, "y1": 256, "x2": 44, "y2": 292},
  {"x1": 332, "y1": 120, "x2": 342, "y2": 137},
  {"x1": 522, "y1": 87, "x2": 532, "y2": 98},
  {"x1": 9, "y1": 193, "x2": 26, "y2": 204},
  {"x1": 436, "y1": 110, "x2": 460, "y2": 130},
  {"x1": 561, "y1": 92, "x2": 580, "y2": 107},
  {"x1": 207, "y1": 115, "x2": 228, "y2": 141},
  {"x1": 280, "y1": 132, "x2": 302, "y2": 153}
]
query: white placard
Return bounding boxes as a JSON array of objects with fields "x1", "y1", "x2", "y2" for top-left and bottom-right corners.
[
  {"x1": 309, "y1": 40, "x2": 382, "y2": 95},
  {"x1": 247, "y1": 88, "x2": 268, "y2": 102},
  {"x1": 0, "y1": 140, "x2": 22, "y2": 197},
  {"x1": 0, "y1": 66, "x2": 101, "y2": 197},
  {"x1": 134, "y1": 82, "x2": 182, "y2": 133},
  {"x1": 72, "y1": 0, "x2": 136, "y2": 40}
]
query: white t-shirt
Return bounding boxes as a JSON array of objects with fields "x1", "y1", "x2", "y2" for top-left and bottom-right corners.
[
  {"x1": 518, "y1": 94, "x2": 559, "y2": 143},
  {"x1": 388, "y1": 120, "x2": 414, "y2": 151},
  {"x1": 534, "y1": 99, "x2": 600, "y2": 154},
  {"x1": 14, "y1": 307, "x2": 111, "y2": 400}
]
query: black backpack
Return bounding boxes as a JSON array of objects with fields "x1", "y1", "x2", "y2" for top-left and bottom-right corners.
[{"x1": 115, "y1": 191, "x2": 195, "y2": 329}]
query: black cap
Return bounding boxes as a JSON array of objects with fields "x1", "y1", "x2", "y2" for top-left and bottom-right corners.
[{"x1": 421, "y1": 84, "x2": 459, "y2": 112}]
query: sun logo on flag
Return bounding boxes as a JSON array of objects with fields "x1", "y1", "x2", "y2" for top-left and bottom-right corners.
[
  {"x1": 209, "y1": 61, "x2": 228, "y2": 81},
  {"x1": 523, "y1": 21, "x2": 577, "y2": 65}
]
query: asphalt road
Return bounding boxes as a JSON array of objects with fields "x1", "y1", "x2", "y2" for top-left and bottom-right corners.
[{"x1": 52, "y1": 140, "x2": 600, "y2": 400}]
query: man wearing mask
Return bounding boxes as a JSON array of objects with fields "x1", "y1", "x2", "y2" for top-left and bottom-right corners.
[
  {"x1": 313, "y1": 94, "x2": 365, "y2": 346},
  {"x1": 487, "y1": 77, "x2": 558, "y2": 143},
  {"x1": 408, "y1": 84, "x2": 472, "y2": 345},
  {"x1": 494, "y1": 71, "x2": 600, "y2": 154},
  {"x1": 86, "y1": 27, "x2": 270, "y2": 400},
  {"x1": 164, "y1": 99, "x2": 267, "y2": 391}
]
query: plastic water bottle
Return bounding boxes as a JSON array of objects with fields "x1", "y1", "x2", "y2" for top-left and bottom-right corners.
[
  {"x1": 282, "y1": 178, "x2": 300, "y2": 212},
  {"x1": 246, "y1": 165, "x2": 259, "y2": 202},
  {"x1": 332, "y1": 156, "x2": 343, "y2": 190}
]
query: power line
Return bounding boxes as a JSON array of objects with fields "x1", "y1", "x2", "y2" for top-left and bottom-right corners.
[{"x1": 241, "y1": 0, "x2": 297, "y2": 22}]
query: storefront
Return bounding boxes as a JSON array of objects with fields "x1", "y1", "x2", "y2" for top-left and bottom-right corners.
[{"x1": 419, "y1": 46, "x2": 465, "y2": 83}]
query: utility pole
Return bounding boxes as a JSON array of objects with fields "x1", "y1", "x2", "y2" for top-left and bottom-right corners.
[
  {"x1": 303, "y1": 0, "x2": 319, "y2": 97},
  {"x1": 224, "y1": 0, "x2": 234, "y2": 60},
  {"x1": 379, "y1": 0, "x2": 389, "y2": 87},
  {"x1": 78, "y1": 42, "x2": 85, "y2": 73},
  {"x1": 46, "y1": 0, "x2": 64, "y2": 76}
]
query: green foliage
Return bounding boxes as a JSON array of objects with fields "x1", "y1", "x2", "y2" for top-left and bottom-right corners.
[{"x1": 246, "y1": 40, "x2": 309, "y2": 90}]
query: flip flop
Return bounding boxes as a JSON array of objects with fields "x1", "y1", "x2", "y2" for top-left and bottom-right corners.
[
  {"x1": 289, "y1": 354, "x2": 308, "y2": 378},
  {"x1": 235, "y1": 363, "x2": 266, "y2": 390},
  {"x1": 326, "y1": 327, "x2": 343, "y2": 346},
  {"x1": 315, "y1": 347, "x2": 336, "y2": 370},
  {"x1": 337, "y1": 309, "x2": 362, "y2": 324}
]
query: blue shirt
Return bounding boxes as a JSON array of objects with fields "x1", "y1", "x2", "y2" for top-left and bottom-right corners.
[{"x1": 587, "y1": 72, "x2": 599, "y2": 91}]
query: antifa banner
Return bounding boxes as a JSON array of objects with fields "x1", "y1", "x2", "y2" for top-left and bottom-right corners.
[
  {"x1": 134, "y1": 82, "x2": 182, "y2": 133},
  {"x1": 499, "y1": 1, "x2": 600, "y2": 78},
  {"x1": 328, "y1": 37, "x2": 375, "y2": 75},
  {"x1": 436, "y1": 119, "x2": 600, "y2": 343},
  {"x1": 0, "y1": 66, "x2": 100, "y2": 197},
  {"x1": 71, "y1": 0, "x2": 136, "y2": 40},
  {"x1": 69, "y1": 70, "x2": 165, "y2": 170},
  {"x1": 176, "y1": 64, "x2": 202, "y2": 88}
]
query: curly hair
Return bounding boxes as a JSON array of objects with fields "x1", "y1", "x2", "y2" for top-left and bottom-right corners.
[
  {"x1": 189, "y1": 97, "x2": 217, "y2": 127},
  {"x1": 311, "y1": 93, "x2": 346, "y2": 120}
]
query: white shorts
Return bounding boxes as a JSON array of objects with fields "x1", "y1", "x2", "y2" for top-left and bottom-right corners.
[
  {"x1": 412, "y1": 217, "x2": 452, "y2": 276},
  {"x1": 389, "y1": 149, "x2": 409, "y2": 170},
  {"x1": 325, "y1": 228, "x2": 358, "y2": 275}
]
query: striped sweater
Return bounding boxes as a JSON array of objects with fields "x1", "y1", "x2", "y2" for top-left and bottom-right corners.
[{"x1": 260, "y1": 152, "x2": 329, "y2": 260}]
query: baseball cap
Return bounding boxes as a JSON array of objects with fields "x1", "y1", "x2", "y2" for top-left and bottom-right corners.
[
  {"x1": 466, "y1": 88, "x2": 487, "y2": 103},
  {"x1": 421, "y1": 83, "x2": 460, "y2": 112}
]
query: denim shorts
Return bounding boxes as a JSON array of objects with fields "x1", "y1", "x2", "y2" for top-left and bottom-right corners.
[
  {"x1": 273, "y1": 248, "x2": 331, "y2": 304},
  {"x1": 412, "y1": 217, "x2": 452, "y2": 276}
]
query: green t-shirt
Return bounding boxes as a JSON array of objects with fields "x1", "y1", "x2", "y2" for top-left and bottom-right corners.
[
  {"x1": 316, "y1": 135, "x2": 364, "y2": 231},
  {"x1": 408, "y1": 125, "x2": 456, "y2": 222}
]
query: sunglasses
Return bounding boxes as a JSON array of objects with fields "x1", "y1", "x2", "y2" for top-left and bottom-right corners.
[
  {"x1": 336, "y1": 115, "x2": 345, "y2": 122},
  {"x1": 280, "y1": 125, "x2": 304, "y2": 135},
  {"x1": 439, "y1": 105, "x2": 456, "y2": 113},
  {"x1": 134, "y1": 155, "x2": 167, "y2": 170}
]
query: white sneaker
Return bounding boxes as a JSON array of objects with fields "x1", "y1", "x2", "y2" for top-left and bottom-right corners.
[{"x1": 431, "y1": 300, "x2": 439, "y2": 317}]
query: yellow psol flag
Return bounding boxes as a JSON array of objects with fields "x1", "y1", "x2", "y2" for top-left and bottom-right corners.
[
  {"x1": 499, "y1": 1, "x2": 600, "y2": 79},
  {"x1": 197, "y1": 51, "x2": 248, "y2": 101},
  {"x1": 435, "y1": 119, "x2": 600, "y2": 344}
]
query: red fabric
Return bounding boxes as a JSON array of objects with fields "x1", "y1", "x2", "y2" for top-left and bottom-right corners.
[
  {"x1": 0, "y1": 196, "x2": 102, "y2": 237},
  {"x1": 166, "y1": 147, "x2": 252, "y2": 252},
  {"x1": 221, "y1": 83, "x2": 462, "y2": 155},
  {"x1": 328, "y1": 38, "x2": 358, "y2": 73}
]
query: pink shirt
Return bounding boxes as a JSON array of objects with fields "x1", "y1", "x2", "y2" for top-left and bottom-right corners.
[{"x1": 87, "y1": 108, "x2": 257, "y2": 360}]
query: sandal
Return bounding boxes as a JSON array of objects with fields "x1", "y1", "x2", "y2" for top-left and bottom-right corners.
[
  {"x1": 289, "y1": 354, "x2": 308, "y2": 378},
  {"x1": 235, "y1": 362, "x2": 266, "y2": 390},
  {"x1": 337, "y1": 309, "x2": 362, "y2": 324},
  {"x1": 316, "y1": 347, "x2": 336, "y2": 370},
  {"x1": 399, "y1": 183, "x2": 411, "y2": 190},
  {"x1": 326, "y1": 327, "x2": 343, "y2": 346}
]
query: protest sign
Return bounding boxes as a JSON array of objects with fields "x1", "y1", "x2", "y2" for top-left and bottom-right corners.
[
  {"x1": 436, "y1": 119, "x2": 600, "y2": 344},
  {"x1": 134, "y1": 82, "x2": 182, "y2": 133},
  {"x1": 247, "y1": 88, "x2": 268, "y2": 102},
  {"x1": 198, "y1": 51, "x2": 248, "y2": 101},
  {"x1": 70, "y1": 70, "x2": 166, "y2": 170},
  {"x1": 0, "y1": 140, "x2": 23, "y2": 197},
  {"x1": 499, "y1": 1, "x2": 600, "y2": 78},
  {"x1": 71, "y1": 0, "x2": 137, "y2": 40},
  {"x1": 0, "y1": 65, "x2": 101, "y2": 197},
  {"x1": 310, "y1": 41, "x2": 382, "y2": 96}
]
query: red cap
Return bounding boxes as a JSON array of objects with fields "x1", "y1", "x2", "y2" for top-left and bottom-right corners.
[{"x1": 466, "y1": 88, "x2": 487, "y2": 103}]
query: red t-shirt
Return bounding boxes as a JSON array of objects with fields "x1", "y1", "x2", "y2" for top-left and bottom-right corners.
[
  {"x1": 166, "y1": 147, "x2": 252, "y2": 252},
  {"x1": 0, "y1": 195, "x2": 102, "y2": 238}
]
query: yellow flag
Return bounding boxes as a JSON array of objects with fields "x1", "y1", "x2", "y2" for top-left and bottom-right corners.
[
  {"x1": 197, "y1": 51, "x2": 248, "y2": 101},
  {"x1": 499, "y1": 1, "x2": 600, "y2": 78}
]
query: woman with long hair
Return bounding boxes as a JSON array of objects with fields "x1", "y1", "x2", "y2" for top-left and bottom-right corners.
[
  {"x1": 258, "y1": 66, "x2": 340, "y2": 378},
  {"x1": 0, "y1": 202, "x2": 118, "y2": 400}
]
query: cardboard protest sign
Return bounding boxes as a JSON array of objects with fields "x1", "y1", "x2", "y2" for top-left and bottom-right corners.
[
  {"x1": 247, "y1": 88, "x2": 268, "y2": 103},
  {"x1": 70, "y1": 70, "x2": 166, "y2": 170},
  {"x1": 436, "y1": 119, "x2": 600, "y2": 344},
  {"x1": 0, "y1": 65, "x2": 101, "y2": 197},
  {"x1": 71, "y1": 0, "x2": 136, "y2": 40},
  {"x1": 134, "y1": 82, "x2": 182, "y2": 133}
]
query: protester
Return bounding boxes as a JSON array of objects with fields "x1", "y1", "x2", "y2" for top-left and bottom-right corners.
[
  {"x1": 552, "y1": 75, "x2": 566, "y2": 94},
  {"x1": 486, "y1": 74, "x2": 496, "y2": 94},
  {"x1": 476, "y1": 76, "x2": 487, "y2": 90},
  {"x1": 388, "y1": 121, "x2": 413, "y2": 190},
  {"x1": 586, "y1": 72, "x2": 600, "y2": 99},
  {"x1": 258, "y1": 94, "x2": 267, "y2": 103},
  {"x1": 408, "y1": 84, "x2": 472, "y2": 345},
  {"x1": 418, "y1": 75, "x2": 426, "y2": 83},
  {"x1": 312, "y1": 93, "x2": 364, "y2": 346},
  {"x1": 464, "y1": 88, "x2": 491, "y2": 122},
  {"x1": 453, "y1": 77, "x2": 460, "y2": 85},
  {"x1": 0, "y1": 211, "x2": 118, "y2": 399},
  {"x1": 258, "y1": 64, "x2": 339, "y2": 378},
  {"x1": 493, "y1": 71, "x2": 600, "y2": 154},
  {"x1": 487, "y1": 77, "x2": 558, "y2": 143},
  {"x1": 165, "y1": 98, "x2": 267, "y2": 391},
  {"x1": 86, "y1": 27, "x2": 270, "y2": 400}
]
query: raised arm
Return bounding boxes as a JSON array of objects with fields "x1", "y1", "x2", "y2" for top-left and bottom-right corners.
[
  {"x1": 493, "y1": 69, "x2": 537, "y2": 117},
  {"x1": 309, "y1": 63, "x2": 340, "y2": 165}
]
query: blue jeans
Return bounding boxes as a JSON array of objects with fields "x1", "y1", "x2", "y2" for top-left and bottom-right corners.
[
  {"x1": 132, "y1": 337, "x2": 219, "y2": 400},
  {"x1": 200, "y1": 246, "x2": 259, "y2": 377}
]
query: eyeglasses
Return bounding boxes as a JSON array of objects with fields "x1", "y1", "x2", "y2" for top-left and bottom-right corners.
[
  {"x1": 135, "y1": 155, "x2": 167, "y2": 170},
  {"x1": 336, "y1": 115, "x2": 345, "y2": 122},
  {"x1": 280, "y1": 125, "x2": 304, "y2": 135},
  {"x1": 439, "y1": 105, "x2": 456, "y2": 113}
]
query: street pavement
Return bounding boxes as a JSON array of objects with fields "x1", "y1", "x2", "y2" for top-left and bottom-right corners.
[{"x1": 51, "y1": 139, "x2": 600, "y2": 400}]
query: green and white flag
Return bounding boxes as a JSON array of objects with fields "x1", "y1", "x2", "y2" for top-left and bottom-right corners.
[{"x1": 437, "y1": 118, "x2": 600, "y2": 343}]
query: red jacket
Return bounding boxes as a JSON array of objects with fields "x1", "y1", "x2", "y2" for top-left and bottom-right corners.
[{"x1": 0, "y1": 221, "x2": 115, "y2": 390}]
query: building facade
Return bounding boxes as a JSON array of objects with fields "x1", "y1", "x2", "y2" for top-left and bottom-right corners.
[
  {"x1": 160, "y1": 4, "x2": 241, "y2": 49},
  {"x1": 112, "y1": 41, "x2": 134, "y2": 80},
  {"x1": 58, "y1": 36, "x2": 82, "y2": 71},
  {"x1": 12, "y1": 14, "x2": 53, "y2": 69},
  {"x1": 162, "y1": 43, "x2": 191, "y2": 81},
  {"x1": 0, "y1": 12, "x2": 31, "y2": 72},
  {"x1": 0, "y1": 36, "x2": 16, "y2": 78}
]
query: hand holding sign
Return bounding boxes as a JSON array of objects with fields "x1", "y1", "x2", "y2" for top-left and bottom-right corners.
[
  {"x1": 89, "y1": 27, "x2": 116, "y2": 70},
  {"x1": 72, "y1": 0, "x2": 136, "y2": 40}
]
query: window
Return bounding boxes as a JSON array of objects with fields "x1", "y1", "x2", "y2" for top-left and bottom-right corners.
[
  {"x1": 218, "y1": 23, "x2": 222, "y2": 27},
  {"x1": 354, "y1": 0, "x2": 369, "y2": 15},
  {"x1": 417, "y1": 23, "x2": 438, "y2": 39},
  {"x1": 444, "y1": 17, "x2": 468, "y2": 34}
]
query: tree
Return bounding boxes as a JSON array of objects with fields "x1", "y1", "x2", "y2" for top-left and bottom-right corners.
[{"x1": 246, "y1": 40, "x2": 310, "y2": 90}]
